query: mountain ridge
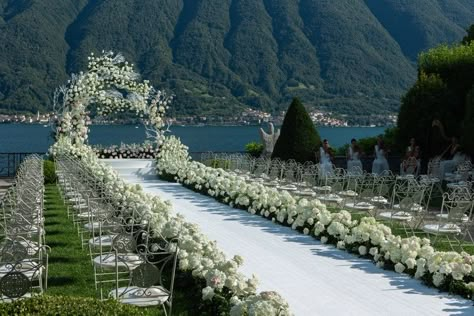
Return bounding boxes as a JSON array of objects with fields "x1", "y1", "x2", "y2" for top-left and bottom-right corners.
[{"x1": 0, "y1": 0, "x2": 472, "y2": 117}]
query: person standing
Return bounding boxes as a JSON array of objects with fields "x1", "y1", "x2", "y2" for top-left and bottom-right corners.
[
  {"x1": 319, "y1": 139, "x2": 334, "y2": 178},
  {"x1": 372, "y1": 137, "x2": 389, "y2": 175},
  {"x1": 347, "y1": 138, "x2": 363, "y2": 174}
]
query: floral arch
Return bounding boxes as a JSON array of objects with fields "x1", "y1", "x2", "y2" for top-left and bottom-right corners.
[{"x1": 51, "y1": 51, "x2": 170, "y2": 155}]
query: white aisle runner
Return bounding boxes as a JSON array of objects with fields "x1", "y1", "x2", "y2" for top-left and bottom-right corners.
[{"x1": 106, "y1": 160, "x2": 473, "y2": 316}]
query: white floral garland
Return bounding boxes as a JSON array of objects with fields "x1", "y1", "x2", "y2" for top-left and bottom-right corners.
[{"x1": 158, "y1": 136, "x2": 474, "y2": 300}]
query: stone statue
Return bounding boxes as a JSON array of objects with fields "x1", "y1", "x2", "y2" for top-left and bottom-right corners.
[{"x1": 259, "y1": 122, "x2": 280, "y2": 157}]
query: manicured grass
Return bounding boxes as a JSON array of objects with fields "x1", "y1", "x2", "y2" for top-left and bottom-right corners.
[{"x1": 44, "y1": 184, "x2": 95, "y2": 297}]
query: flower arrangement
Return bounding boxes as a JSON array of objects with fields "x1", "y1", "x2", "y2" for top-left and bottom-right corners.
[
  {"x1": 158, "y1": 136, "x2": 474, "y2": 300},
  {"x1": 93, "y1": 141, "x2": 158, "y2": 159}
]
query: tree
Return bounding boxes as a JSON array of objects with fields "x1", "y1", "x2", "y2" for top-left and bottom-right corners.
[
  {"x1": 397, "y1": 72, "x2": 454, "y2": 159},
  {"x1": 462, "y1": 24, "x2": 474, "y2": 45},
  {"x1": 397, "y1": 42, "x2": 474, "y2": 158},
  {"x1": 271, "y1": 98, "x2": 321, "y2": 162},
  {"x1": 461, "y1": 87, "x2": 474, "y2": 154}
]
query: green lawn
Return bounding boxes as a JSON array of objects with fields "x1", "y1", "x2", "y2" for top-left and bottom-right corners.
[{"x1": 44, "y1": 184, "x2": 95, "y2": 297}]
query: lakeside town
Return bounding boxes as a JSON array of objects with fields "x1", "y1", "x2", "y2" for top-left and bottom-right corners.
[{"x1": 0, "y1": 108, "x2": 397, "y2": 127}]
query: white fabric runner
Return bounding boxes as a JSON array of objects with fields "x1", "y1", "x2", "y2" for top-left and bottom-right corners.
[{"x1": 106, "y1": 160, "x2": 473, "y2": 316}]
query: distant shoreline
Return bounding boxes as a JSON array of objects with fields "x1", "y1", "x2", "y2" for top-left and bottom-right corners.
[{"x1": 0, "y1": 122, "x2": 390, "y2": 128}]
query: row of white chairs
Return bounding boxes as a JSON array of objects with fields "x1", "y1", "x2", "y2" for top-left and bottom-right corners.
[
  {"x1": 204, "y1": 153, "x2": 474, "y2": 251},
  {"x1": 56, "y1": 154, "x2": 178, "y2": 315},
  {"x1": 0, "y1": 155, "x2": 49, "y2": 302},
  {"x1": 202, "y1": 153, "x2": 350, "y2": 186}
]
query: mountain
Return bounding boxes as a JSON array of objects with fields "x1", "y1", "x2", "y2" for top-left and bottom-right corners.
[{"x1": 0, "y1": 0, "x2": 473, "y2": 117}]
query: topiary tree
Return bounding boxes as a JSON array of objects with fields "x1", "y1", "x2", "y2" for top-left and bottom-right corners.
[{"x1": 271, "y1": 98, "x2": 321, "y2": 162}]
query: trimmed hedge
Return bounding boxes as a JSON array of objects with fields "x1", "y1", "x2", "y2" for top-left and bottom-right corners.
[
  {"x1": 272, "y1": 98, "x2": 321, "y2": 163},
  {"x1": 43, "y1": 160, "x2": 57, "y2": 184},
  {"x1": 0, "y1": 296, "x2": 151, "y2": 316}
]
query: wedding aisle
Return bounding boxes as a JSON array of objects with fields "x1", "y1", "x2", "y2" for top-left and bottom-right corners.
[{"x1": 107, "y1": 160, "x2": 473, "y2": 316}]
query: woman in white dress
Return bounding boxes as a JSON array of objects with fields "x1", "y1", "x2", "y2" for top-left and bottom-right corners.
[
  {"x1": 319, "y1": 139, "x2": 334, "y2": 178},
  {"x1": 347, "y1": 138, "x2": 363, "y2": 174},
  {"x1": 372, "y1": 137, "x2": 390, "y2": 175}
]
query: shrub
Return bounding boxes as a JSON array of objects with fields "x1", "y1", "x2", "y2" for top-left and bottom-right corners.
[
  {"x1": 43, "y1": 160, "x2": 57, "y2": 184},
  {"x1": 210, "y1": 158, "x2": 231, "y2": 169},
  {"x1": 0, "y1": 295, "x2": 150, "y2": 316},
  {"x1": 272, "y1": 98, "x2": 321, "y2": 163},
  {"x1": 356, "y1": 128, "x2": 399, "y2": 156},
  {"x1": 357, "y1": 137, "x2": 378, "y2": 156},
  {"x1": 245, "y1": 141, "x2": 264, "y2": 157}
]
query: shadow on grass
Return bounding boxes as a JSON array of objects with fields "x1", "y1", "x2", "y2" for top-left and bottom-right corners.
[
  {"x1": 44, "y1": 211, "x2": 60, "y2": 217},
  {"x1": 46, "y1": 220, "x2": 62, "y2": 226},
  {"x1": 46, "y1": 230, "x2": 64, "y2": 236},
  {"x1": 46, "y1": 241, "x2": 68, "y2": 247},
  {"x1": 48, "y1": 276, "x2": 75, "y2": 286},
  {"x1": 49, "y1": 257, "x2": 75, "y2": 264}
]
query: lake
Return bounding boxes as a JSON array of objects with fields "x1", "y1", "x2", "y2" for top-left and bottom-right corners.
[{"x1": 0, "y1": 124, "x2": 386, "y2": 153}]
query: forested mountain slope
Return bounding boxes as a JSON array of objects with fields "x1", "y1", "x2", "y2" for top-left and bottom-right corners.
[{"x1": 0, "y1": 0, "x2": 472, "y2": 116}]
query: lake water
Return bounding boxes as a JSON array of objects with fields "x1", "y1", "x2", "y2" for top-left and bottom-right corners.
[{"x1": 0, "y1": 124, "x2": 386, "y2": 153}]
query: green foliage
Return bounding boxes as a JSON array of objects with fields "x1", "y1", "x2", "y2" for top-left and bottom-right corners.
[
  {"x1": 356, "y1": 127, "x2": 399, "y2": 155},
  {"x1": 245, "y1": 141, "x2": 264, "y2": 157},
  {"x1": 419, "y1": 42, "x2": 474, "y2": 98},
  {"x1": 462, "y1": 87, "x2": 474, "y2": 155},
  {"x1": 272, "y1": 98, "x2": 321, "y2": 163},
  {"x1": 335, "y1": 144, "x2": 349, "y2": 156},
  {"x1": 357, "y1": 137, "x2": 378, "y2": 156},
  {"x1": 0, "y1": 296, "x2": 149, "y2": 316},
  {"x1": 1, "y1": 1, "x2": 473, "y2": 116},
  {"x1": 397, "y1": 72, "x2": 454, "y2": 159},
  {"x1": 209, "y1": 159, "x2": 231, "y2": 169},
  {"x1": 43, "y1": 160, "x2": 57, "y2": 184},
  {"x1": 398, "y1": 41, "x2": 474, "y2": 158}
]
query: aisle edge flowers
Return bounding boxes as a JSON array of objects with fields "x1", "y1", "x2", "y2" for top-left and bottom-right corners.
[{"x1": 158, "y1": 136, "x2": 474, "y2": 300}]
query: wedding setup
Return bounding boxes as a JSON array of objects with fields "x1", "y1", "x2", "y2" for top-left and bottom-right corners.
[
  {"x1": 46, "y1": 52, "x2": 291, "y2": 315},
  {"x1": 3, "y1": 51, "x2": 474, "y2": 315}
]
